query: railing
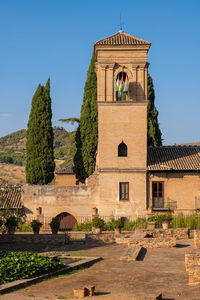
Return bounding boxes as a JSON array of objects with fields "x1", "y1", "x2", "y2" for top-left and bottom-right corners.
[{"x1": 152, "y1": 199, "x2": 177, "y2": 211}]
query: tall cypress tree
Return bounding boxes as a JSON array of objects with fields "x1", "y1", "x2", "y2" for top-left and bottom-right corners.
[
  {"x1": 147, "y1": 74, "x2": 162, "y2": 146},
  {"x1": 26, "y1": 79, "x2": 55, "y2": 184},
  {"x1": 73, "y1": 55, "x2": 98, "y2": 182}
]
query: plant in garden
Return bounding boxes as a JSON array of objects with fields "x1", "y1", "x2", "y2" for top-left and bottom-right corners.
[
  {"x1": 92, "y1": 217, "x2": 105, "y2": 229},
  {"x1": 0, "y1": 218, "x2": 3, "y2": 227},
  {"x1": 112, "y1": 219, "x2": 123, "y2": 229},
  {"x1": 49, "y1": 217, "x2": 60, "y2": 234},
  {"x1": 0, "y1": 251, "x2": 65, "y2": 284},
  {"x1": 5, "y1": 216, "x2": 18, "y2": 231},
  {"x1": 30, "y1": 219, "x2": 43, "y2": 233},
  {"x1": 73, "y1": 222, "x2": 92, "y2": 232},
  {"x1": 147, "y1": 73, "x2": 162, "y2": 146},
  {"x1": 73, "y1": 54, "x2": 98, "y2": 183},
  {"x1": 26, "y1": 78, "x2": 55, "y2": 184},
  {"x1": 49, "y1": 217, "x2": 60, "y2": 229}
]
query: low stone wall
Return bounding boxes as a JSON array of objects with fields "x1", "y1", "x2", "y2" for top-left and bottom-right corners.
[
  {"x1": 0, "y1": 233, "x2": 69, "y2": 245},
  {"x1": 185, "y1": 254, "x2": 200, "y2": 271},
  {"x1": 86, "y1": 233, "x2": 115, "y2": 245},
  {"x1": 68, "y1": 232, "x2": 87, "y2": 240},
  {"x1": 127, "y1": 237, "x2": 176, "y2": 248},
  {"x1": 151, "y1": 228, "x2": 189, "y2": 239},
  {"x1": 194, "y1": 230, "x2": 200, "y2": 248},
  {"x1": 188, "y1": 265, "x2": 200, "y2": 285}
]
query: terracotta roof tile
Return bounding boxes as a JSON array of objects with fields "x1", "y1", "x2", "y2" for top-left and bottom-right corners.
[
  {"x1": 0, "y1": 186, "x2": 22, "y2": 209},
  {"x1": 95, "y1": 31, "x2": 151, "y2": 46},
  {"x1": 55, "y1": 163, "x2": 74, "y2": 175},
  {"x1": 147, "y1": 146, "x2": 200, "y2": 171}
]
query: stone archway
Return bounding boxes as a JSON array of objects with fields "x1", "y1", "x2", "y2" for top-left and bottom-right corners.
[{"x1": 56, "y1": 212, "x2": 77, "y2": 231}]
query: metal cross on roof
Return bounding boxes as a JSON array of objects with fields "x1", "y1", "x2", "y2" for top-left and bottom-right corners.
[{"x1": 117, "y1": 13, "x2": 124, "y2": 31}]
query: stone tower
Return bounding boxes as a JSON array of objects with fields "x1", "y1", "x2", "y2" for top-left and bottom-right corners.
[{"x1": 94, "y1": 30, "x2": 151, "y2": 216}]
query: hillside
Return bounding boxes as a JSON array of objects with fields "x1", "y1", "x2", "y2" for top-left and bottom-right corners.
[{"x1": 0, "y1": 126, "x2": 76, "y2": 169}]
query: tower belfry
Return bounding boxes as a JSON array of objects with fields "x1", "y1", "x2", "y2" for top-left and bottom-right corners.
[{"x1": 94, "y1": 31, "x2": 151, "y2": 216}]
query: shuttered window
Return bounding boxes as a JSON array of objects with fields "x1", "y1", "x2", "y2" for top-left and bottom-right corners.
[{"x1": 119, "y1": 182, "x2": 129, "y2": 200}]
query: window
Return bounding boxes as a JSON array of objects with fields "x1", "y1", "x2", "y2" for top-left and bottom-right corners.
[
  {"x1": 119, "y1": 182, "x2": 129, "y2": 200},
  {"x1": 118, "y1": 141, "x2": 127, "y2": 157},
  {"x1": 152, "y1": 182, "x2": 164, "y2": 208}
]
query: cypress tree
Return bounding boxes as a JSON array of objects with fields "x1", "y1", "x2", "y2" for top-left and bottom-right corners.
[
  {"x1": 147, "y1": 74, "x2": 162, "y2": 146},
  {"x1": 26, "y1": 78, "x2": 55, "y2": 184},
  {"x1": 74, "y1": 54, "x2": 98, "y2": 182}
]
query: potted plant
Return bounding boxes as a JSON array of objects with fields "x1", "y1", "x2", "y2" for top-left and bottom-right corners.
[
  {"x1": 92, "y1": 216, "x2": 105, "y2": 234},
  {"x1": 36, "y1": 206, "x2": 42, "y2": 215},
  {"x1": 30, "y1": 219, "x2": 43, "y2": 234},
  {"x1": 147, "y1": 216, "x2": 156, "y2": 229},
  {"x1": 5, "y1": 216, "x2": 18, "y2": 234},
  {"x1": 49, "y1": 217, "x2": 60, "y2": 234},
  {"x1": 113, "y1": 219, "x2": 123, "y2": 235},
  {"x1": 92, "y1": 207, "x2": 98, "y2": 215},
  {"x1": 160, "y1": 213, "x2": 173, "y2": 229}
]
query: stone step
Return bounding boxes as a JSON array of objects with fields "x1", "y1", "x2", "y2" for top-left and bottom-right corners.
[
  {"x1": 120, "y1": 246, "x2": 143, "y2": 261},
  {"x1": 133, "y1": 293, "x2": 162, "y2": 300}
]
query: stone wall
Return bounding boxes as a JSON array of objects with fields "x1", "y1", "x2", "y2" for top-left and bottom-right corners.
[
  {"x1": 22, "y1": 184, "x2": 98, "y2": 221},
  {"x1": 0, "y1": 233, "x2": 69, "y2": 245},
  {"x1": 185, "y1": 254, "x2": 200, "y2": 272},
  {"x1": 86, "y1": 233, "x2": 115, "y2": 245},
  {"x1": 194, "y1": 230, "x2": 200, "y2": 248}
]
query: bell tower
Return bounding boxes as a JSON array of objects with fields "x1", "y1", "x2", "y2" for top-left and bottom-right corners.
[{"x1": 94, "y1": 30, "x2": 151, "y2": 216}]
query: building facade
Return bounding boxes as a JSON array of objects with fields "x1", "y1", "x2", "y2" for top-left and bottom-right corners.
[{"x1": 23, "y1": 31, "x2": 200, "y2": 228}]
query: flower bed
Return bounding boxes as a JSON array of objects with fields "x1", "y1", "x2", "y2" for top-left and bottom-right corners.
[{"x1": 0, "y1": 251, "x2": 64, "y2": 284}]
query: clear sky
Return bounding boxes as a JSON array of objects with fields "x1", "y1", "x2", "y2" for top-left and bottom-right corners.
[{"x1": 0, "y1": 0, "x2": 200, "y2": 145}]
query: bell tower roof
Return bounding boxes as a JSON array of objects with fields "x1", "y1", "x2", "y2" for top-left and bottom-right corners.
[{"x1": 94, "y1": 30, "x2": 151, "y2": 46}]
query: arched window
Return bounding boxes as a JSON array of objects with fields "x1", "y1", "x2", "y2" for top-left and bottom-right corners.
[
  {"x1": 118, "y1": 141, "x2": 127, "y2": 157},
  {"x1": 116, "y1": 72, "x2": 129, "y2": 101}
]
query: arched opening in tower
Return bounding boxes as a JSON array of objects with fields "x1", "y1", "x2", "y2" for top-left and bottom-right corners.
[{"x1": 116, "y1": 72, "x2": 129, "y2": 101}]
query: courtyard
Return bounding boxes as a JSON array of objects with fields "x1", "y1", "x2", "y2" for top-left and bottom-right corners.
[{"x1": 0, "y1": 238, "x2": 200, "y2": 300}]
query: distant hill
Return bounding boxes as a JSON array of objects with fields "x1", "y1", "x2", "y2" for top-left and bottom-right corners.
[
  {"x1": 179, "y1": 142, "x2": 200, "y2": 146},
  {"x1": 0, "y1": 126, "x2": 76, "y2": 169}
]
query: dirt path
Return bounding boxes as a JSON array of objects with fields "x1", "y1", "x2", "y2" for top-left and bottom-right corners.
[{"x1": 0, "y1": 240, "x2": 200, "y2": 300}]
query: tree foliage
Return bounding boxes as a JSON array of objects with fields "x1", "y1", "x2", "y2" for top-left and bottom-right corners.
[
  {"x1": 147, "y1": 74, "x2": 162, "y2": 146},
  {"x1": 73, "y1": 55, "x2": 98, "y2": 182},
  {"x1": 26, "y1": 79, "x2": 55, "y2": 184}
]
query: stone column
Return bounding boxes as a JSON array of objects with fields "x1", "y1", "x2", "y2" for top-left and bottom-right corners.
[
  {"x1": 194, "y1": 230, "x2": 200, "y2": 248},
  {"x1": 99, "y1": 64, "x2": 106, "y2": 101},
  {"x1": 106, "y1": 64, "x2": 114, "y2": 101},
  {"x1": 95, "y1": 62, "x2": 100, "y2": 101}
]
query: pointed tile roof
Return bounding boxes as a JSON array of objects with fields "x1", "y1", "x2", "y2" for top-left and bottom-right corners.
[
  {"x1": 94, "y1": 30, "x2": 151, "y2": 46},
  {"x1": 147, "y1": 146, "x2": 200, "y2": 171}
]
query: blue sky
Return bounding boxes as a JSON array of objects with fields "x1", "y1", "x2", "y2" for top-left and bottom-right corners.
[{"x1": 0, "y1": 0, "x2": 200, "y2": 145}]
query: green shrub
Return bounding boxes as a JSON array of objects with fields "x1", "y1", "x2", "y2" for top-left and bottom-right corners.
[
  {"x1": 5, "y1": 216, "x2": 18, "y2": 229},
  {"x1": 49, "y1": 217, "x2": 60, "y2": 229},
  {"x1": 148, "y1": 213, "x2": 172, "y2": 226},
  {"x1": 103, "y1": 220, "x2": 115, "y2": 231},
  {"x1": 92, "y1": 217, "x2": 105, "y2": 229},
  {"x1": 171, "y1": 213, "x2": 200, "y2": 229},
  {"x1": 0, "y1": 251, "x2": 64, "y2": 284},
  {"x1": 73, "y1": 222, "x2": 92, "y2": 231},
  {"x1": 123, "y1": 218, "x2": 147, "y2": 230},
  {"x1": 112, "y1": 219, "x2": 123, "y2": 229},
  {"x1": 17, "y1": 223, "x2": 32, "y2": 232},
  {"x1": 30, "y1": 220, "x2": 43, "y2": 231}
]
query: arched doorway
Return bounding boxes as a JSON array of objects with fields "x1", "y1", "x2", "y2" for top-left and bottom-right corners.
[
  {"x1": 56, "y1": 212, "x2": 77, "y2": 231},
  {"x1": 116, "y1": 72, "x2": 129, "y2": 101}
]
